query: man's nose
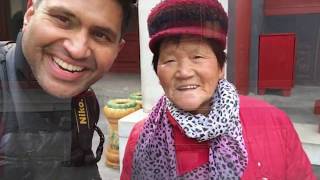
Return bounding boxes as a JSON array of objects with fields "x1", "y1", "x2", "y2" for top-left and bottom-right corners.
[{"x1": 63, "y1": 30, "x2": 91, "y2": 59}]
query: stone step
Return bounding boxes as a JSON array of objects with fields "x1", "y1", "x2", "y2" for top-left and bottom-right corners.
[
  {"x1": 293, "y1": 123, "x2": 320, "y2": 165},
  {"x1": 118, "y1": 109, "x2": 147, "y2": 172}
]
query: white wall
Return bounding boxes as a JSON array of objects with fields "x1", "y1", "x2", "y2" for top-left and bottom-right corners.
[
  {"x1": 139, "y1": 0, "x2": 164, "y2": 113},
  {"x1": 220, "y1": 0, "x2": 228, "y2": 11}
]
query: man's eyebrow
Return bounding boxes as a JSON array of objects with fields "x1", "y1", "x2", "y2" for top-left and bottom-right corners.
[
  {"x1": 47, "y1": 6, "x2": 76, "y2": 18},
  {"x1": 46, "y1": 6, "x2": 119, "y2": 41}
]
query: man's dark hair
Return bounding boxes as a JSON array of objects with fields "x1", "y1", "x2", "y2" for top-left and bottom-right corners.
[
  {"x1": 34, "y1": 0, "x2": 132, "y2": 35},
  {"x1": 152, "y1": 36, "x2": 226, "y2": 73},
  {"x1": 116, "y1": 0, "x2": 132, "y2": 34}
]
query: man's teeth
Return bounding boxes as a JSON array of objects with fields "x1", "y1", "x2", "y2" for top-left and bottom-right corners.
[{"x1": 53, "y1": 57, "x2": 84, "y2": 72}]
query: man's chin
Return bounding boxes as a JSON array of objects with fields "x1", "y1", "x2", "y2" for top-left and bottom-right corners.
[
  {"x1": 47, "y1": 90, "x2": 76, "y2": 98},
  {"x1": 42, "y1": 84, "x2": 81, "y2": 98}
]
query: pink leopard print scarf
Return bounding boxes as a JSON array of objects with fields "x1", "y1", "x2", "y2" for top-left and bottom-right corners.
[{"x1": 132, "y1": 79, "x2": 248, "y2": 179}]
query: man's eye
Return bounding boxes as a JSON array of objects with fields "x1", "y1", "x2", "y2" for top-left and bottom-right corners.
[
  {"x1": 54, "y1": 15, "x2": 70, "y2": 24},
  {"x1": 92, "y1": 31, "x2": 111, "y2": 42}
]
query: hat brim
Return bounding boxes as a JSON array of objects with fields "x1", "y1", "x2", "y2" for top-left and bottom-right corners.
[{"x1": 149, "y1": 26, "x2": 226, "y2": 53}]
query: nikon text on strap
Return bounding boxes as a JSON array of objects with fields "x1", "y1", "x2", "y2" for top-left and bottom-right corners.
[{"x1": 65, "y1": 89, "x2": 104, "y2": 166}]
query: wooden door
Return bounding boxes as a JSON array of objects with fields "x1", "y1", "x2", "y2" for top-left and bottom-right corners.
[
  {"x1": 0, "y1": 0, "x2": 10, "y2": 40},
  {"x1": 258, "y1": 33, "x2": 296, "y2": 94}
]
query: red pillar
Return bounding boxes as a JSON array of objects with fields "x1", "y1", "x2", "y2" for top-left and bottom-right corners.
[
  {"x1": 234, "y1": 0, "x2": 252, "y2": 95},
  {"x1": 315, "y1": 99, "x2": 320, "y2": 114},
  {"x1": 316, "y1": 99, "x2": 320, "y2": 133}
]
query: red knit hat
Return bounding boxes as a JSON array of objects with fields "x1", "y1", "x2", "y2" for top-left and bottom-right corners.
[{"x1": 148, "y1": 0, "x2": 228, "y2": 53}]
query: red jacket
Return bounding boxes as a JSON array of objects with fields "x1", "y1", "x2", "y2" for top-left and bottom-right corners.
[{"x1": 121, "y1": 96, "x2": 316, "y2": 180}]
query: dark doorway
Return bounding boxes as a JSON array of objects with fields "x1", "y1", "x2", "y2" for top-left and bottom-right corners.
[
  {"x1": 0, "y1": 0, "x2": 26, "y2": 41},
  {"x1": 0, "y1": 0, "x2": 11, "y2": 40}
]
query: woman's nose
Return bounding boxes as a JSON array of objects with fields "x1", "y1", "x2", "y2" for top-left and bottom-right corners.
[
  {"x1": 63, "y1": 30, "x2": 91, "y2": 60},
  {"x1": 175, "y1": 60, "x2": 194, "y2": 79}
]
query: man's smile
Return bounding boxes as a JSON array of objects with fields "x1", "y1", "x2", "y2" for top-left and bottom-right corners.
[{"x1": 52, "y1": 56, "x2": 85, "y2": 73}]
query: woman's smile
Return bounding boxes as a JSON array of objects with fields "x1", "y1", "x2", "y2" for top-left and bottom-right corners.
[{"x1": 176, "y1": 84, "x2": 199, "y2": 91}]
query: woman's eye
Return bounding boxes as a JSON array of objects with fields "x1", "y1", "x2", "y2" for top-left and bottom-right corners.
[
  {"x1": 194, "y1": 55, "x2": 203, "y2": 59},
  {"x1": 164, "y1": 59, "x2": 175, "y2": 64}
]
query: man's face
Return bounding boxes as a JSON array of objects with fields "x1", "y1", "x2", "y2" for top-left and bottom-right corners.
[{"x1": 22, "y1": 0, "x2": 124, "y2": 98}]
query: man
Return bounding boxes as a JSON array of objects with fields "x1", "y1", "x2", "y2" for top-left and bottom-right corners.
[{"x1": 0, "y1": 0, "x2": 131, "y2": 179}]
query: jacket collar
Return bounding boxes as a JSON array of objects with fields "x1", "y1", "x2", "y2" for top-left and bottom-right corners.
[{"x1": 14, "y1": 32, "x2": 36, "y2": 81}]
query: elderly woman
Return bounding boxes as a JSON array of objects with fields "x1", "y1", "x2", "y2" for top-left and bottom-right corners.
[{"x1": 121, "y1": 0, "x2": 316, "y2": 179}]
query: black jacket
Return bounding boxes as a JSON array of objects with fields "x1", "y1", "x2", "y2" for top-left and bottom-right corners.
[{"x1": 0, "y1": 33, "x2": 102, "y2": 180}]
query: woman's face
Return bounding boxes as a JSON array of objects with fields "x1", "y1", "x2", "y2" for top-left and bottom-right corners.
[{"x1": 157, "y1": 36, "x2": 224, "y2": 115}]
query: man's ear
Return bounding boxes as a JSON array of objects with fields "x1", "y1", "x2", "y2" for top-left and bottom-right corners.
[
  {"x1": 22, "y1": 5, "x2": 35, "y2": 31},
  {"x1": 27, "y1": 0, "x2": 33, "y2": 9}
]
